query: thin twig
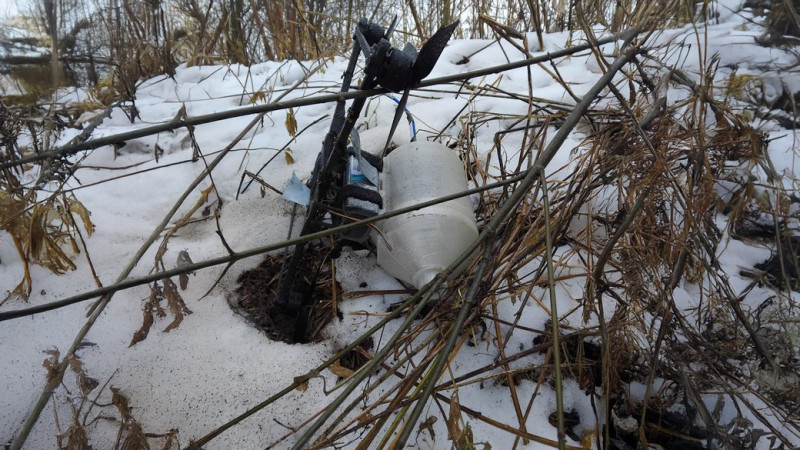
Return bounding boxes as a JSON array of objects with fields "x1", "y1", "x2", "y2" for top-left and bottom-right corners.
[
  {"x1": 10, "y1": 110, "x2": 270, "y2": 450},
  {"x1": 392, "y1": 35, "x2": 642, "y2": 448},
  {"x1": 541, "y1": 169, "x2": 566, "y2": 449},
  {"x1": 0, "y1": 173, "x2": 526, "y2": 322},
  {"x1": 2, "y1": 28, "x2": 641, "y2": 170},
  {"x1": 19, "y1": 66, "x2": 347, "y2": 449}
]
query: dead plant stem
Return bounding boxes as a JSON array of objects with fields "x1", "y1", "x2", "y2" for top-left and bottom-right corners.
[
  {"x1": 0, "y1": 173, "x2": 527, "y2": 322},
  {"x1": 393, "y1": 36, "x2": 642, "y2": 448},
  {"x1": 394, "y1": 244, "x2": 495, "y2": 447},
  {"x1": 3, "y1": 28, "x2": 641, "y2": 170},
  {"x1": 10, "y1": 110, "x2": 269, "y2": 450},
  {"x1": 491, "y1": 296, "x2": 530, "y2": 442},
  {"x1": 10, "y1": 63, "x2": 327, "y2": 450},
  {"x1": 288, "y1": 168, "x2": 510, "y2": 448},
  {"x1": 541, "y1": 169, "x2": 566, "y2": 449},
  {"x1": 287, "y1": 277, "x2": 448, "y2": 449},
  {"x1": 317, "y1": 331, "x2": 441, "y2": 446},
  {"x1": 187, "y1": 286, "x2": 433, "y2": 449}
]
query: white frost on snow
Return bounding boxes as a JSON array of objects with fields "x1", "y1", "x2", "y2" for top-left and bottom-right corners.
[{"x1": 2, "y1": 2, "x2": 800, "y2": 448}]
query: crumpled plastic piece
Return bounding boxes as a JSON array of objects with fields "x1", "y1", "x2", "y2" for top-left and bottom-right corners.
[
  {"x1": 349, "y1": 129, "x2": 379, "y2": 186},
  {"x1": 282, "y1": 172, "x2": 311, "y2": 205}
]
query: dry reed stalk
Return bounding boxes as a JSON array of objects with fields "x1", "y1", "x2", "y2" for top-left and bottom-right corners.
[{"x1": 7, "y1": 3, "x2": 800, "y2": 448}]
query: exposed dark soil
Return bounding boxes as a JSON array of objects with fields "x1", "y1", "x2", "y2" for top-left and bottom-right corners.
[
  {"x1": 231, "y1": 243, "x2": 342, "y2": 344},
  {"x1": 337, "y1": 337, "x2": 374, "y2": 374},
  {"x1": 754, "y1": 235, "x2": 800, "y2": 291}
]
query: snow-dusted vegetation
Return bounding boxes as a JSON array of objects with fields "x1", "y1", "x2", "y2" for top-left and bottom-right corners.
[{"x1": 1, "y1": 0, "x2": 799, "y2": 448}]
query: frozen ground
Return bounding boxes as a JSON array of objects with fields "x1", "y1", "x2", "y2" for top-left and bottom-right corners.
[{"x1": 2, "y1": 1, "x2": 800, "y2": 448}]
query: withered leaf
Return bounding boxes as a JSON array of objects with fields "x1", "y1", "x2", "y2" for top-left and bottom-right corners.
[
  {"x1": 249, "y1": 91, "x2": 266, "y2": 104},
  {"x1": 159, "y1": 429, "x2": 180, "y2": 450},
  {"x1": 581, "y1": 430, "x2": 596, "y2": 449},
  {"x1": 0, "y1": 191, "x2": 26, "y2": 233},
  {"x1": 293, "y1": 370, "x2": 318, "y2": 391},
  {"x1": 417, "y1": 416, "x2": 437, "y2": 440},
  {"x1": 179, "y1": 274, "x2": 189, "y2": 291},
  {"x1": 111, "y1": 388, "x2": 159, "y2": 450},
  {"x1": 68, "y1": 355, "x2": 98, "y2": 395},
  {"x1": 447, "y1": 402, "x2": 458, "y2": 436},
  {"x1": 120, "y1": 422, "x2": 150, "y2": 450},
  {"x1": 154, "y1": 143, "x2": 164, "y2": 162},
  {"x1": 1, "y1": 191, "x2": 94, "y2": 303},
  {"x1": 177, "y1": 250, "x2": 193, "y2": 291},
  {"x1": 9, "y1": 280, "x2": 31, "y2": 302},
  {"x1": 130, "y1": 285, "x2": 162, "y2": 346},
  {"x1": 111, "y1": 387, "x2": 133, "y2": 421},
  {"x1": 284, "y1": 148, "x2": 295, "y2": 165},
  {"x1": 130, "y1": 308, "x2": 154, "y2": 347},
  {"x1": 67, "y1": 196, "x2": 95, "y2": 236},
  {"x1": 42, "y1": 348, "x2": 60, "y2": 382},
  {"x1": 153, "y1": 185, "x2": 214, "y2": 268},
  {"x1": 162, "y1": 277, "x2": 192, "y2": 333},
  {"x1": 329, "y1": 361, "x2": 354, "y2": 378},
  {"x1": 456, "y1": 424, "x2": 474, "y2": 450},
  {"x1": 81, "y1": 376, "x2": 100, "y2": 394},
  {"x1": 448, "y1": 398, "x2": 475, "y2": 449},
  {"x1": 61, "y1": 423, "x2": 90, "y2": 450},
  {"x1": 177, "y1": 250, "x2": 193, "y2": 267},
  {"x1": 285, "y1": 107, "x2": 298, "y2": 138},
  {"x1": 30, "y1": 203, "x2": 76, "y2": 274}
]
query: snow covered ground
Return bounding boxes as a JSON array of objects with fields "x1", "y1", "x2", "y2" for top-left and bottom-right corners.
[{"x1": 2, "y1": 1, "x2": 799, "y2": 448}]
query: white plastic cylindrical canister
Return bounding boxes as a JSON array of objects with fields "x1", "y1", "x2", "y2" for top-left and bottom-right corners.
[{"x1": 373, "y1": 141, "x2": 479, "y2": 289}]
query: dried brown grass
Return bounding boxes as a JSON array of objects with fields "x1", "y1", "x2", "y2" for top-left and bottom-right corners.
[
  {"x1": 284, "y1": 23, "x2": 799, "y2": 448},
  {"x1": 4, "y1": 1, "x2": 800, "y2": 448}
]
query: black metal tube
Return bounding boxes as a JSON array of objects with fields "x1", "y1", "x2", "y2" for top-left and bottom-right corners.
[{"x1": 274, "y1": 24, "x2": 385, "y2": 315}]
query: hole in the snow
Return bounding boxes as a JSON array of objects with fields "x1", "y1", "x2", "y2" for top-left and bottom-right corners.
[
  {"x1": 230, "y1": 242, "x2": 342, "y2": 344},
  {"x1": 338, "y1": 337, "x2": 373, "y2": 372}
]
